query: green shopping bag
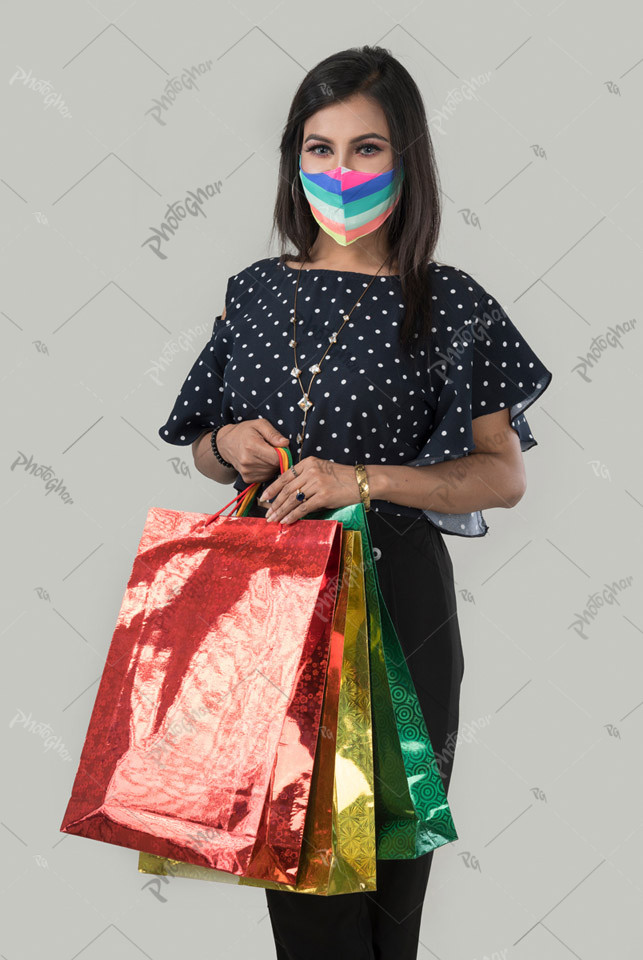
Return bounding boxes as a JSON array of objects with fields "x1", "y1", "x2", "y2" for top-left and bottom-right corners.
[{"x1": 303, "y1": 498, "x2": 458, "y2": 858}]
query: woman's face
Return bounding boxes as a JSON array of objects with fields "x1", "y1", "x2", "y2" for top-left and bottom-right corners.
[{"x1": 299, "y1": 93, "x2": 394, "y2": 175}]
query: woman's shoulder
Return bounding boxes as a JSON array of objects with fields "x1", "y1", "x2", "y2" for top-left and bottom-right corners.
[
  {"x1": 430, "y1": 259, "x2": 489, "y2": 298},
  {"x1": 227, "y1": 256, "x2": 282, "y2": 284},
  {"x1": 221, "y1": 258, "x2": 270, "y2": 291},
  {"x1": 426, "y1": 260, "x2": 498, "y2": 326},
  {"x1": 218, "y1": 258, "x2": 284, "y2": 320}
]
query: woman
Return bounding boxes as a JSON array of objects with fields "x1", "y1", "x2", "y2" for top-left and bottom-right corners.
[{"x1": 158, "y1": 45, "x2": 552, "y2": 960}]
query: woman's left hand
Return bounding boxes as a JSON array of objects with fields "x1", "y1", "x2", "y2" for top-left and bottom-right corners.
[{"x1": 258, "y1": 457, "x2": 361, "y2": 524}]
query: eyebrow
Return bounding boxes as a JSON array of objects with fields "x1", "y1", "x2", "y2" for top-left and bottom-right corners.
[{"x1": 304, "y1": 133, "x2": 389, "y2": 144}]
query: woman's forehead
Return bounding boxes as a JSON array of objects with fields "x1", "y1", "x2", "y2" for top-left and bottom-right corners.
[{"x1": 302, "y1": 96, "x2": 390, "y2": 137}]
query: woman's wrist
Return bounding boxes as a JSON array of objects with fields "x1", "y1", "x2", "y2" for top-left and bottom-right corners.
[
  {"x1": 211, "y1": 423, "x2": 235, "y2": 468},
  {"x1": 214, "y1": 423, "x2": 237, "y2": 467},
  {"x1": 354, "y1": 463, "x2": 371, "y2": 511},
  {"x1": 193, "y1": 427, "x2": 237, "y2": 483},
  {"x1": 359, "y1": 464, "x2": 389, "y2": 502}
]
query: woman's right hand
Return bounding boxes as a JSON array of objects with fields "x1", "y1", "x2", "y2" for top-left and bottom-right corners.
[{"x1": 216, "y1": 418, "x2": 290, "y2": 484}]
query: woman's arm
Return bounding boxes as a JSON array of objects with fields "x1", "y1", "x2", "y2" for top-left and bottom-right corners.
[
  {"x1": 367, "y1": 409, "x2": 527, "y2": 514},
  {"x1": 192, "y1": 426, "x2": 238, "y2": 484},
  {"x1": 187, "y1": 303, "x2": 237, "y2": 485}
]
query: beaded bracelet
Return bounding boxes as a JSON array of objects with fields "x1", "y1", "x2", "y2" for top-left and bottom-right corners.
[{"x1": 210, "y1": 424, "x2": 234, "y2": 469}]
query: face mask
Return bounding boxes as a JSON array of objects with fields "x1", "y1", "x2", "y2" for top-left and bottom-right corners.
[{"x1": 297, "y1": 152, "x2": 404, "y2": 246}]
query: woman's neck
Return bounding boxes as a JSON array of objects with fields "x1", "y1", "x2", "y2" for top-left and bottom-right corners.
[{"x1": 298, "y1": 235, "x2": 398, "y2": 275}]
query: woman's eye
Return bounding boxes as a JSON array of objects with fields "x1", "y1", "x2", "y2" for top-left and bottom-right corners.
[{"x1": 304, "y1": 143, "x2": 383, "y2": 157}]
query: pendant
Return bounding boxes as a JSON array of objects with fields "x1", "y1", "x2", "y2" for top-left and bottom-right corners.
[
  {"x1": 291, "y1": 366, "x2": 301, "y2": 377},
  {"x1": 328, "y1": 332, "x2": 338, "y2": 343},
  {"x1": 298, "y1": 396, "x2": 313, "y2": 412},
  {"x1": 309, "y1": 363, "x2": 321, "y2": 374}
]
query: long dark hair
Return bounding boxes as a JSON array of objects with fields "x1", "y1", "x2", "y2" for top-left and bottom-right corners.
[{"x1": 270, "y1": 45, "x2": 443, "y2": 360}]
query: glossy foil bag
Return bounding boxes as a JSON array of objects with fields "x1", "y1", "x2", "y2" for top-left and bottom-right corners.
[
  {"x1": 318, "y1": 502, "x2": 458, "y2": 859},
  {"x1": 59, "y1": 501, "x2": 343, "y2": 886},
  {"x1": 139, "y1": 527, "x2": 377, "y2": 895}
]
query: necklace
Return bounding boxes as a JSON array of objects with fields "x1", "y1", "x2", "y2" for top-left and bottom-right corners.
[{"x1": 289, "y1": 260, "x2": 387, "y2": 464}]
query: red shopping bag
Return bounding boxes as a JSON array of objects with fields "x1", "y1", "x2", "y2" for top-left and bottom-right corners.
[{"x1": 59, "y1": 477, "x2": 343, "y2": 886}]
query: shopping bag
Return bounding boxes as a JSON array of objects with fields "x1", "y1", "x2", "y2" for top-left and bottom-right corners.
[
  {"x1": 59, "y1": 470, "x2": 344, "y2": 886},
  {"x1": 138, "y1": 445, "x2": 458, "y2": 895},
  {"x1": 245, "y1": 446, "x2": 456, "y2": 858},
  {"x1": 139, "y1": 526, "x2": 378, "y2": 895},
  {"x1": 311, "y1": 498, "x2": 458, "y2": 859}
]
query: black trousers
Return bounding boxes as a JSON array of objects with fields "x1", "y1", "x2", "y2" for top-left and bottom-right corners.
[{"x1": 249, "y1": 506, "x2": 465, "y2": 960}]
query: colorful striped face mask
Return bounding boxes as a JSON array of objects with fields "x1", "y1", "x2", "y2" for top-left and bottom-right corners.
[{"x1": 297, "y1": 152, "x2": 404, "y2": 247}]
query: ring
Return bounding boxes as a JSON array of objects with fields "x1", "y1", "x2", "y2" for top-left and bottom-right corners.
[{"x1": 295, "y1": 489, "x2": 306, "y2": 502}]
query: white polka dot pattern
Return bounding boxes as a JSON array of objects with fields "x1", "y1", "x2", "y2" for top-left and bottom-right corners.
[{"x1": 158, "y1": 256, "x2": 553, "y2": 537}]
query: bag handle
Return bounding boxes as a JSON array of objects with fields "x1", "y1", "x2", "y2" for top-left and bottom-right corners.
[{"x1": 204, "y1": 446, "x2": 293, "y2": 525}]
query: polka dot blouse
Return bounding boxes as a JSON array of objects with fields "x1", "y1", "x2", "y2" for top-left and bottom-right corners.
[{"x1": 158, "y1": 256, "x2": 553, "y2": 537}]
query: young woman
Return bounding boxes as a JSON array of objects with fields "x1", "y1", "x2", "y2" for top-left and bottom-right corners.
[{"x1": 158, "y1": 44, "x2": 553, "y2": 960}]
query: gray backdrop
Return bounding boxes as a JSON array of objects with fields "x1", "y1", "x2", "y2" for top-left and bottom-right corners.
[{"x1": 3, "y1": 1, "x2": 642, "y2": 958}]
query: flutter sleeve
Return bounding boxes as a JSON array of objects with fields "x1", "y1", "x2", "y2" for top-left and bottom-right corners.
[
  {"x1": 407, "y1": 280, "x2": 553, "y2": 536},
  {"x1": 157, "y1": 303, "x2": 232, "y2": 446}
]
